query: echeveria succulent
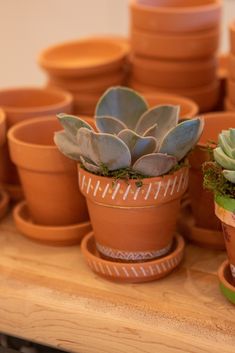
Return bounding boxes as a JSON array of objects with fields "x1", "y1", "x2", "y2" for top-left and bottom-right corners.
[
  {"x1": 214, "y1": 128, "x2": 235, "y2": 183},
  {"x1": 54, "y1": 86, "x2": 204, "y2": 177}
]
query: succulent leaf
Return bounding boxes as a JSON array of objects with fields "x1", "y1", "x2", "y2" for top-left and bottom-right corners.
[
  {"x1": 57, "y1": 113, "x2": 93, "y2": 142},
  {"x1": 76, "y1": 127, "x2": 131, "y2": 171},
  {"x1": 230, "y1": 129, "x2": 235, "y2": 147},
  {"x1": 95, "y1": 116, "x2": 128, "y2": 135},
  {"x1": 80, "y1": 156, "x2": 101, "y2": 173},
  {"x1": 214, "y1": 147, "x2": 235, "y2": 170},
  {"x1": 135, "y1": 105, "x2": 179, "y2": 141},
  {"x1": 222, "y1": 170, "x2": 235, "y2": 183},
  {"x1": 118, "y1": 129, "x2": 157, "y2": 163},
  {"x1": 132, "y1": 153, "x2": 177, "y2": 177},
  {"x1": 143, "y1": 123, "x2": 158, "y2": 137},
  {"x1": 95, "y1": 87, "x2": 148, "y2": 130},
  {"x1": 159, "y1": 118, "x2": 203, "y2": 161},
  {"x1": 54, "y1": 131, "x2": 81, "y2": 161},
  {"x1": 219, "y1": 132, "x2": 235, "y2": 159}
]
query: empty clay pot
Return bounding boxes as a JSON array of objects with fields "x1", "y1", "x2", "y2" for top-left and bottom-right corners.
[
  {"x1": 230, "y1": 21, "x2": 235, "y2": 56},
  {"x1": 224, "y1": 98, "x2": 235, "y2": 112},
  {"x1": 131, "y1": 56, "x2": 217, "y2": 89},
  {"x1": 228, "y1": 53, "x2": 235, "y2": 81},
  {"x1": 39, "y1": 37, "x2": 129, "y2": 78},
  {"x1": 130, "y1": 0, "x2": 221, "y2": 33},
  {"x1": 78, "y1": 166, "x2": 188, "y2": 262},
  {"x1": 73, "y1": 92, "x2": 101, "y2": 116},
  {"x1": 131, "y1": 27, "x2": 219, "y2": 60},
  {"x1": 0, "y1": 87, "x2": 73, "y2": 192},
  {"x1": 8, "y1": 116, "x2": 91, "y2": 226},
  {"x1": 142, "y1": 92, "x2": 199, "y2": 118},
  {"x1": 227, "y1": 79, "x2": 235, "y2": 105}
]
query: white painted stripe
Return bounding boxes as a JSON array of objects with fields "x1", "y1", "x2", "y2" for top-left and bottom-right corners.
[
  {"x1": 177, "y1": 173, "x2": 183, "y2": 192},
  {"x1": 123, "y1": 184, "x2": 131, "y2": 200},
  {"x1": 92, "y1": 261, "x2": 99, "y2": 273},
  {"x1": 182, "y1": 171, "x2": 188, "y2": 190},
  {"x1": 105, "y1": 264, "x2": 113, "y2": 276},
  {"x1": 149, "y1": 266, "x2": 154, "y2": 275},
  {"x1": 164, "y1": 179, "x2": 171, "y2": 197},
  {"x1": 81, "y1": 175, "x2": 86, "y2": 190},
  {"x1": 144, "y1": 183, "x2": 152, "y2": 200},
  {"x1": 98, "y1": 262, "x2": 105, "y2": 274},
  {"x1": 170, "y1": 176, "x2": 178, "y2": 196},
  {"x1": 155, "y1": 264, "x2": 162, "y2": 274},
  {"x1": 112, "y1": 182, "x2": 121, "y2": 200},
  {"x1": 122, "y1": 266, "x2": 130, "y2": 277},
  {"x1": 161, "y1": 262, "x2": 167, "y2": 272},
  {"x1": 86, "y1": 177, "x2": 92, "y2": 194},
  {"x1": 93, "y1": 180, "x2": 100, "y2": 196},
  {"x1": 102, "y1": 183, "x2": 110, "y2": 198},
  {"x1": 133, "y1": 187, "x2": 140, "y2": 200},
  {"x1": 131, "y1": 266, "x2": 139, "y2": 277},
  {"x1": 140, "y1": 266, "x2": 147, "y2": 276},
  {"x1": 154, "y1": 182, "x2": 162, "y2": 200},
  {"x1": 113, "y1": 266, "x2": 120, "y2": 276}
]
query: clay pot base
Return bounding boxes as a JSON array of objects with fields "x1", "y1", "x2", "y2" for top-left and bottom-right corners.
[
  {"x1": 218, "y1": 260, "x2": 235, "y2": 305},
  {"x1": 81, "y1": 232, "x2": 185, "y2": 283},
  {"x1": 178, "y1": 202, "x2": 225, "y2": 250},
  {"x1": 0, "y1": 189, "x2": 9, "y2": 219},
  {"x1": 1, "y1": 183, "x2": 23, "y2": 201},
  {"x1": 13, "y1": 200, "x2": 92, "y2": 246}
]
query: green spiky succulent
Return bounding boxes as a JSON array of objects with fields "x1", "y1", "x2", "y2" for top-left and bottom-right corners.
[{"x1": 54, "y1": 86, "x2": 204, "y2": 178}]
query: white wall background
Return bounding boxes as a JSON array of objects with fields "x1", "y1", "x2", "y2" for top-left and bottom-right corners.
[{"x1": 0, "y1": 0, "x2": 234, "y2": 88}]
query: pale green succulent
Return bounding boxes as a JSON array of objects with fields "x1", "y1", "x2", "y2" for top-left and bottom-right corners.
[
  {"x1": 54, "y1": 87, "x2": 204, "y2": 177},
  {"x1": 214, "y1": 128, "x2": 235, "y2": 183}
]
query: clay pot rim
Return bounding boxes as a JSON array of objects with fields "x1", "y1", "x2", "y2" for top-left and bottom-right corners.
[
  {"x1": 0, "y1": 189, "x2": 9, "y2": 214},
  {"x1": 39, "y1": 37, "x2": 129, "y2": 71},
  {"x1": 0, "y1": 87, "x2": 73, "y2": 113},
  {"x1": 131, "y1": 0, "x2": 221, "y2": 14},
  {"x1": 218, "y1": 260, "x2": 235, "y2": 293},
  {"x1": 82, "y1": 231, "x2": 184, "y2": 268}
]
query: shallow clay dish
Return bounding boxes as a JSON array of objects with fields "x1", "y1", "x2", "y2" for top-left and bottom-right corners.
[
  {"x1": 0, "y1": 189, "x2": 9, "y2": 219},
  {"x1": 13, "y1": 201, "x2": 91, "y2": 246},
  {"x1": 81, "y1": 232, "x2": 185, "y2": 283},
  {"x1": 131, "y1": 0, "x2": 221, "y2": 33},
  {"x1": 224, "y1": 98, "x2": 235, "y2": 112},
  {"x1": 39, "y1": 37, "x2": 129, "y2": 78},
  {"x1": 143, "y1": 92, "x2": 199, "y2": 118},
  {"x1": 218, "y1": 260, "x2": 235, "y2": 305},
  {"x1": 131, "y1": 27, "x2": 219, "y2": 60}
]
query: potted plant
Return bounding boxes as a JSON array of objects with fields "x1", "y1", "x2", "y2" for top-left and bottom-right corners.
[{"x1": 203, "y1": 127, "x2": 235, "y2": 283}]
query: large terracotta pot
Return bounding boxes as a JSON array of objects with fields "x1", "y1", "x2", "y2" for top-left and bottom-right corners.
[
  {"x1": 8, "y1": 116, "x2": 90, "y2": 226},
  {"x1": 131, "y1": 0, "x2": 221, "y2": 33},
  {"x1": 131, "y1": 27, "x2": 219, "y2": 60},
  {"x1": 215, "y1": 195, "x2": 235, "y2": 282},
  {"x1": 131, "y1": 56, "x2": 216, "y2": 89},
  {"x1": 0, "y1": 87, "x2": 73, "y2": 195},
  {"x1": 230, "y1": 21, "x2": 235, "y2": 56},
  {"x1": 78, "y1": 166, "x2": 188, "y2": 262}
]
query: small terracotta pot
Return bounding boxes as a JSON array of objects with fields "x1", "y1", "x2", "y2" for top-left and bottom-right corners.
[
  {"x1": 73, "y1": 92, "x2": 101, "y2": 116},
  {"x1": 0, "y1": 87, "x2": 73, "y2": 193},
  {"x1": 0, "y1": 189, "x2": 9, "y2": 219},
  {"x1": 131, "y1": 56, "x2": 217, "y2": 89},
  {"x1": 218, "y1": 260, "x2": 235, "y2": 304},
  {"x1": 8, "y1": 116, "x2": 90, "y2": 226},
  {"x1": 131, "y1": 27, "x2": 219, "y2": 60},
  {"x1": 142, "y1": 92, "x2": 199, "y2": 118},
  {"x1": 39, "y1": 37, "x2": 129, "y2": 78},
  {"x1": 0, "y1": 109, "x2": 6, "y2": 146},
  {"x1": 224, "y1": 98, "x2": 235, "y2": 112},
  {"x1": 230, "y1": 21, "x2": 235, "y2": 56},
  {"x1": 227, "y1": 79, "x2": 235, "y2": 105},
  {"x1": 217, "y1": 53, "x2": 228, "y2": 110},
  {"x1": 215, "y1": 195, "x2": 235, "y2": 282},
  {"x1": 130, "y1": 0, "x2": 221, "y2": 33},
  {"x1": 189, "y1": 112, "x2": 235, "y2": 231},
  {"x1": 78, "y1": 166, "x2": 188, "y2": 262}
]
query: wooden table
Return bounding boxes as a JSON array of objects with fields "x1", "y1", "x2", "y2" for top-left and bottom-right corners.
[{"x1": 0, "y1": 213, "x2": 234, "y2": 353}]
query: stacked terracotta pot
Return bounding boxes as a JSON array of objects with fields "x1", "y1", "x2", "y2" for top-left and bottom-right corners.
[
  {"x1": 225, "y1": 22, "x2": 235, "y2": 111},
  {"x1": 129, "y1": 0, "x2": 222, "y2": 113},
  {"x1": 39, "y1": 37, "x2": 130, "y2": 116}
]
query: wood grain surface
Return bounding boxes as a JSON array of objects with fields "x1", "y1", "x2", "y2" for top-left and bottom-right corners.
[{"x1": 0, "y1": 212, "x2": 234, "y2": 353}]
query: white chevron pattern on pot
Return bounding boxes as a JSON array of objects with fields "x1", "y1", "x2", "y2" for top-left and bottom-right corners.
[{"x1": 230, "y1": 263, "x2": 235, "y2": 278}]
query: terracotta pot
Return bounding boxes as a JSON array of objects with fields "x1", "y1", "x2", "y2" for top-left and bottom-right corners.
[
  {"x1": 189, "y1": 112, "x2": 235, "y2": 231},
  {"x1": 217, "y1": 53, "x2": 228, "y2": 110},
  {"x1": 78, "y1": 166, "x2": 188, "y2": 262},
  {"x1": 73, "y1": 92, "x2": 101, "y2": 116},
  {"x1": 230, "y1": 21, "x2": 235, "y2": 56},
  {"x1": 215, "y1": 195, "x2": 235, "y2": 281},
  {"x1": 0, "y1": 189, "x2": 9, "y2": 219},
  {"x1": 129, "y1": 79, "x2": 220, "y2": 113},
  {"x1": 39, "y1": 37, "x2": 129, "y2": 78},
  {"x1": 218, "y1": 260, "x2": 235, "y2": 304},
  {"x1": 131, "y1": 27, "x2": 219, "y2": 60},
  {"x1": 227, "y1": 79, "x2": 235, "y2": 105},
  {"x1": 228, "y1": 53, "x2": 235, "y2": 81},
  {"x1": 224, "y1": 98, "x2": 235, "y2": 112},
  {"x1": 8, "y1": 116, "x2": 91, "y2": 226},
  {"x1": 130, "y1": 0, "x2": 221, "y2": 33},
  {"x1": 0, "y1": 109, "x2": 6, "y2": 146},
  {"x1": 0, "y1": 87, "x2": 73, "y2": 192},
  {"x1": 131, "y1": 56, "x2": 217, "y2": 89},
  {"x1": 142, "y1": 92, "x2": 199, "y2": 118}
]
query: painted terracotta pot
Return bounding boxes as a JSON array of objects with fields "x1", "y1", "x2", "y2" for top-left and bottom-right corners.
[
  {"x1": 215, "y1": 195, "x2": 235, "y2": 281},
  {"x1": 142, "y1": 93, "x2": 199, "y2": 119},
  {"x1": 218, "y1": 260, "x2": 235, "y2": 304},
  {"x1": 230, "y1": 21, "x2": 235, "y2": 56},
  {"x1": 131, "y1": 56, "x2": 217, "y2": 89},
  {"x1": 78, "y1": 166, "x2": 188, "y2": 262},
  {"x1": 39, "y1": 37, "x2": 129, "y2": 78},
  {"x1": 228, "y1": 53, "x2": 235, "y2": 81},
  {"x1": 227, "y1": 79, "x2": 235, "y2": 105},
  {"x1": 131, "y1": 27, "x2": 219, "y2": 60},
  {"x1": 8, "y1": 116, "x2": 91, "y2": 227},
  {"x1": 0, "y1": 87, "x2": 73, "y2": 197},
  {"x1": 131, "y1": 0, "x2": 221, "y2": 33},
  {"x1": 224, "y1": 98, "x2": 235, "y2": 112}
]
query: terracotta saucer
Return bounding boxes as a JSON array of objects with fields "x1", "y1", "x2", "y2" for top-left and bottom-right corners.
[
  {"x1": 0, "y1": 189, "x2": 9, "y2": 219},
  {"x1": 178, "y1": 201, "x2": 225, "y2": 250},
  {"x1": 1, "y1": 183, "x2": 24, "y2": 201},
  {"x1": 13, "y1": 200, "x2": 92, "y2": 246},
  {"x1": 81, "y1": 232, "x2": 185, "y2": 283},
  {"x1": 218, "y1": 260, "x2": 235, "y2": 305}
]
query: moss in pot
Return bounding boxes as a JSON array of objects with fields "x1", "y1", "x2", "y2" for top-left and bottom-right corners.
[{"x1": 55, "y1": 86, "x2": 204, "y2": 263}]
